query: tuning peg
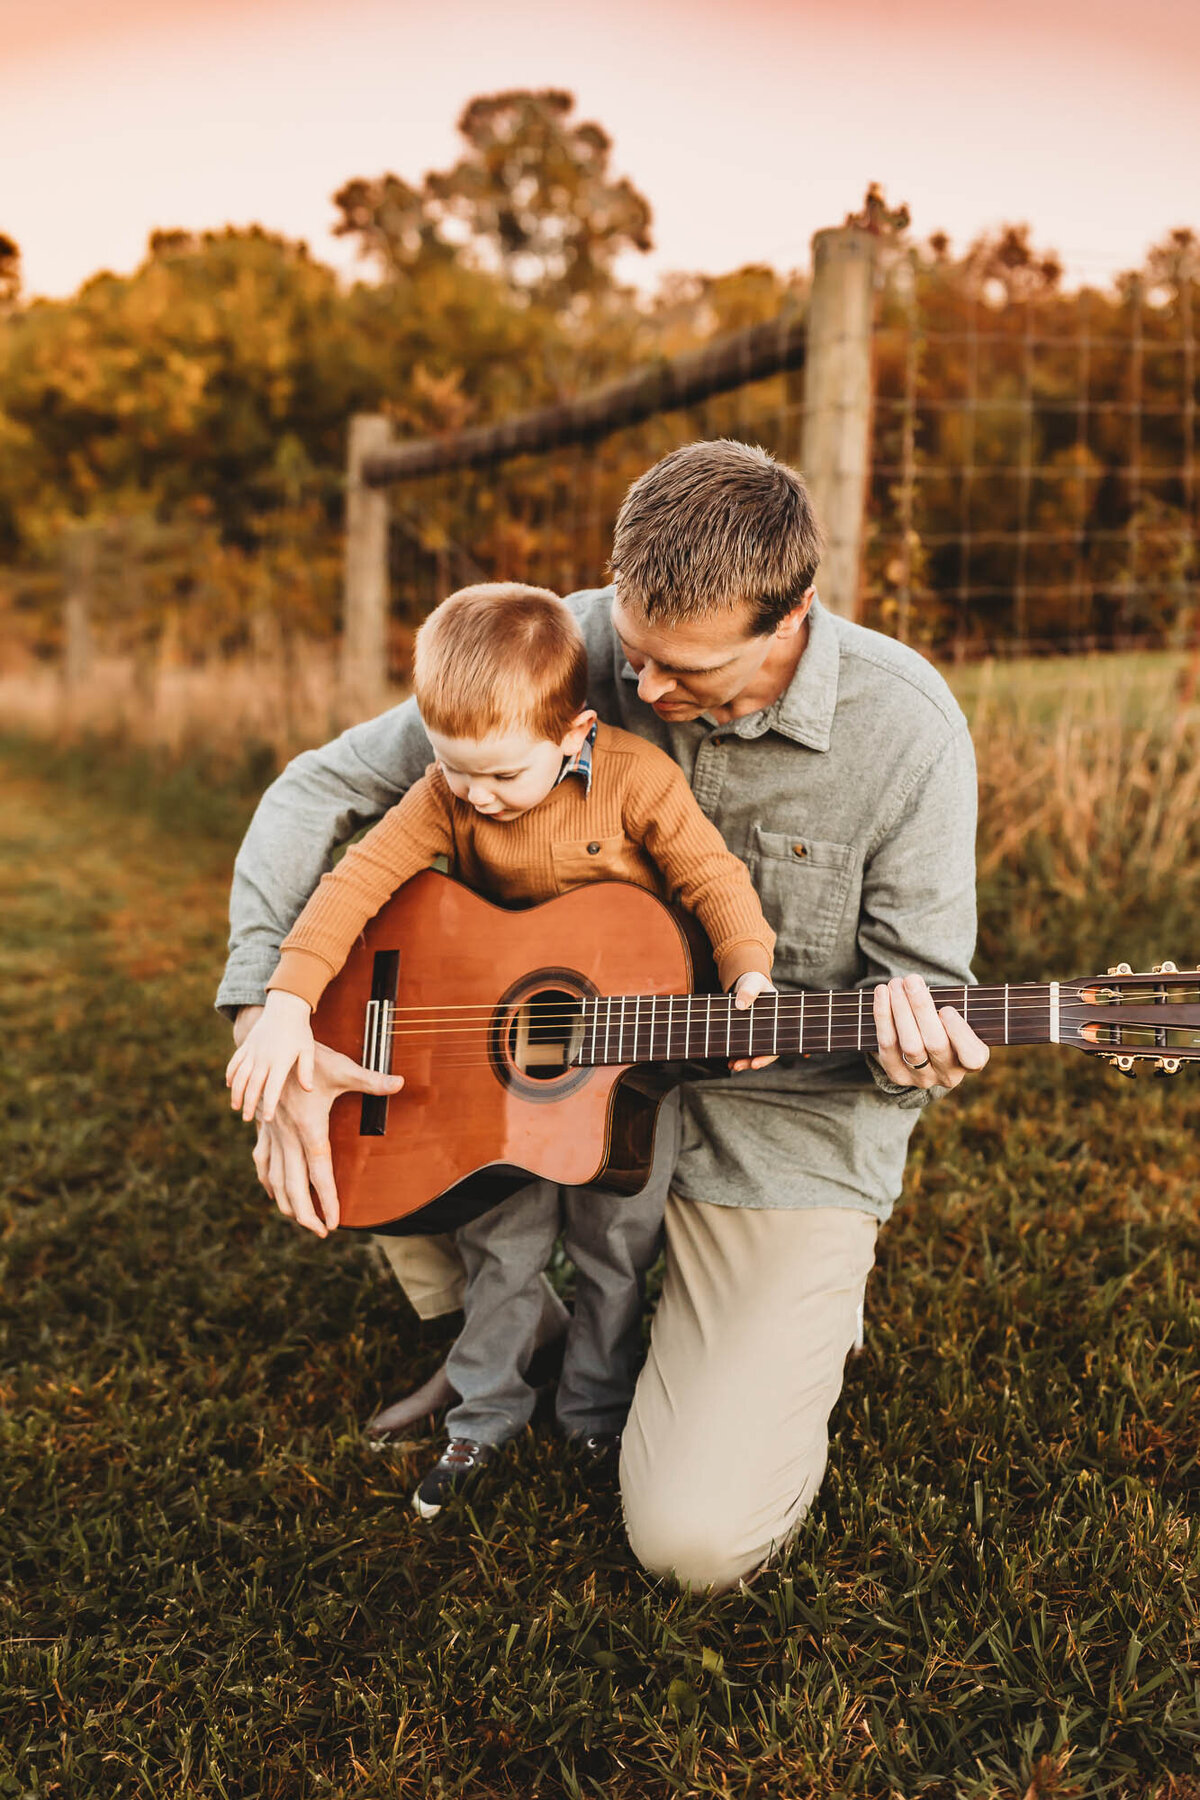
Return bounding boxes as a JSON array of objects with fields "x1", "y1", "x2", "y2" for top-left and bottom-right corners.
[
  {"x1": 1109, "y1": 1055, "x2": 1137, "y2": 1077},
  {"x1": 1154, "y1": 1057, "x2": 1182, "y2": 1076},
  {"x1": 1107, "y1": 962, "x2": 1133, "y2": 976},
  {"x1": 1152, "y1": 961, "x2": 1179, "y2": 975}
]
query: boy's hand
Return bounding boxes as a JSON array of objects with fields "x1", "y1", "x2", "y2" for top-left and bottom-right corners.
[
  {"x1": 226, "y1": 990, "x2": 315, "y2": 1123},
  {"x1": 729, "y1": 970, "x2": 779, "y2": 1072},
  {"x1": 235, "y1": 1019, "x2": 404, "y2": 1238}
]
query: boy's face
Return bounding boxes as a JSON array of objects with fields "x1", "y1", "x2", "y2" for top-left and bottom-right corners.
[{"x1": 428, "y1": 713, "x2": 596, "y2": 822}]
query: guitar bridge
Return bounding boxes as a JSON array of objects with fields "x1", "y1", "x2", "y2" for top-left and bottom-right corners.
[{"x1": 360, "y1": 950, "x2": 399, "y2": 1136}]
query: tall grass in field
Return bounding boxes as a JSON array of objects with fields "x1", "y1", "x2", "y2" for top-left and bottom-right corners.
[
  {"x1": 961, "y1": 653, "x2": 1200, "y2": 980},
  {"x1": 0, "y1": 640, "x2": 352, "y2": 767}
]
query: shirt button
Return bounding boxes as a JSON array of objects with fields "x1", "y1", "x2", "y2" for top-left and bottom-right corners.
[
  {"x1": 711, "y1": 735, "x2": 726, "y2": 747},
  {"x1": 587, "y1": 842, "x2": 601, "y2": 854},
  {"x1": 792, "y1": 842, "x2": 807, "y2": 859}
]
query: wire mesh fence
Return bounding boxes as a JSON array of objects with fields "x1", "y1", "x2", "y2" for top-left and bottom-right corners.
[{"x1": 382, "y1": 245, "x2": 1199, "y2": 668}]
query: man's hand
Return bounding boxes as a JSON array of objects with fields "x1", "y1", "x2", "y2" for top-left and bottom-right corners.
[
  {"x1": 872, "y1": 974, "x2": 990, "y2": 1091},
  {"x1": 232, "y1": 1006, "x2": 404, "y2": 1237},
  {"x1": 729, "y1": 970, "x2": 779, "y2": 1073}
]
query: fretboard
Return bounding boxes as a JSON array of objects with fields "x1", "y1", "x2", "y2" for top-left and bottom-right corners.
[{"x1": 576, "y1": 984, "x2": 1054, "y2": 1066}]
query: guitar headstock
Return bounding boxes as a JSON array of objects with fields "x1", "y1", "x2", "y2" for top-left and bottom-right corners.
[{"x1": 1062, "y1": 960, "x2": 1200, "y2": 1077}]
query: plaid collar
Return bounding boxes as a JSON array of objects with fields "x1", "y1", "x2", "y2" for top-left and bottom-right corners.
[{"x1": 555, "y1": 720, "x2": 597, "y2": 797}]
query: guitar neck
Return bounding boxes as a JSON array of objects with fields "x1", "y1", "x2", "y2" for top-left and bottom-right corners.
[{"x1": 576, "y1": 983, "x2": 1057, "y2": 1066}]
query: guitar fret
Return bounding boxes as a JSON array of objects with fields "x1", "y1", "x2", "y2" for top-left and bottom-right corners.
[
  {"x1": 617, "y1": 997, "x2": 625, "y2": 1063},
  {"x1": 800, "y1": 990, "x2": 805, "y2": 1054},
  {"x1": 827, "y1": 991, "x2": 833, "y2": 1052},
  {"x1": 857, "y1": 988, "x2": 863, "y2": 1049},
  {"x1": 605, "y1": 995, "x2": 613, "y2": 1064},
  {"x1": 747, "y1": 996, "x2": 754, "y2": 1059},
  {"x1": 705, "y1": 994, "x2": 712, "y2": 1057},
  {"x1": 685, "y1": 996, "x2": 693, "y2": 1058},
  {"x1": 1004, "y1": 983, "x2": 1009, "y2": 1046},
  {"x1": 772, "y1": 993, "x2": 779, "y2": 1056},
  {"x1": 667, "y1": 993, "x2": 673, "y2": 1059},
  {"x1": 726, "y1": 996, "x2": 732, "y2": 1059},
  {"x1": 649, "y1": 993, "x2": 656, "y2": 1061}
]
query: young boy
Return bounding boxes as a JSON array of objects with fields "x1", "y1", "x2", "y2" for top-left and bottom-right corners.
[{"x1": 227, "y1": 583, "x2": 776, "y2": 1517}]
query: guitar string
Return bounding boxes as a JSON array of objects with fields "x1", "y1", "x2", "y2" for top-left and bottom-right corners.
[
  {"x1": 368, "y1": 982, "x2": 1100, "y2": 1019},
  {"x1": 373, "y1": 988, "x2": 1115, "y2": 1028},
  {"x1": 375, "y1": 994, "x2": 1169, "y2": 1037}
]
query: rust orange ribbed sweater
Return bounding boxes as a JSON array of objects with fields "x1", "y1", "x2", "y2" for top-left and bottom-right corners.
[{"x1": 267, "y1": 722, "x2": 775, "y2": 1009}]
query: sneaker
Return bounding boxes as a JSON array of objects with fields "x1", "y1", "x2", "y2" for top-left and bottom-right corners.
[
  {"x1": 572, "y1": 1430, "x2": 622, "y2": 1467},
  {"x1": 412, "y1": 1437, "x2": 496, "y2": 1520}
]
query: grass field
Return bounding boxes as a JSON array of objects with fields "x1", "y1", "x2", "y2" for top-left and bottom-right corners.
[{"x1": 4, "y1": 656, "x2": 1200, "y2": 1797}]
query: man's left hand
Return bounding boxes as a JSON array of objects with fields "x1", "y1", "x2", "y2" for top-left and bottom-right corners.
[{"x1": 872, "y1": 974, "x2": 990, "y2": 1091}]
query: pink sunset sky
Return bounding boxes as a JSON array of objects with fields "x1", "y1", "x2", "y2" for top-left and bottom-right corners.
[{"x1": 4, "y1": 0, "x2": 1199, "y2": 299}]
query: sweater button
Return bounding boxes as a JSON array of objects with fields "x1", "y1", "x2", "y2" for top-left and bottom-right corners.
[
  {"x1": 792, "y1": 842, "x2": 807, "y2": 859},
  {"x1": 587, "y1": 842, "x2": 601, "y2": 854}
]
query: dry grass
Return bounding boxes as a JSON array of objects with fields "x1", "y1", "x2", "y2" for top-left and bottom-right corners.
[{"x1": 0, "y1": 642, "x2": 366, "y2": 767}]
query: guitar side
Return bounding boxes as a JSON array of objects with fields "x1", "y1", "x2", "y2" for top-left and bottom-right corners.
[{"x1": 312, "y1": 873, "x2": 700, "y2": 1230}]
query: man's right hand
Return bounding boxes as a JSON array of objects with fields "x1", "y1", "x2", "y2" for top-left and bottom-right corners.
[{"x1": 232, "y1": 1006, "x2": 404, "y2": 1238}]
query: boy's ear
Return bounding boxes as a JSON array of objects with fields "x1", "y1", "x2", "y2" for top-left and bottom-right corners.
[{"x1": 560, "y1": 708, "x2": 598, "y2": 753}]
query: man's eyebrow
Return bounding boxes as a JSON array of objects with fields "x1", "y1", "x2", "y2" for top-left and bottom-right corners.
[{"x1": 615, "y1": 633, "x2": 728, "y2": 675}]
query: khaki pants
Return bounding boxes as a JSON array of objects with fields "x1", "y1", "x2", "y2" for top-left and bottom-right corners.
[
  {"x1": 372, "y1": 1231, "x2": 464, "y2": 1321},
  {"x1": 619, "y1": 1194, "x2": 878, "y2": 1591}
]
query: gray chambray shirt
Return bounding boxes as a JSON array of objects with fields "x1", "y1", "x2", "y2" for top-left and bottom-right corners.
[{"x1": 217, "y1": 591, "x2": 978, "y2": 1223}]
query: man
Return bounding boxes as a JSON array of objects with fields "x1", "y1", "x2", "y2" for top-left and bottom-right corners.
[{"x1": 218, "y1": 439, "x2": 988, "y2": 1590}]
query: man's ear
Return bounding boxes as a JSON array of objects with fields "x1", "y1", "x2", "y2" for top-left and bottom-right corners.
[
  {"x1": 775, "y1": 587, "x2": 816, "y2": 641},
  {"x1": 560, "y1": 708, "x2": 598, "y2": 753}
]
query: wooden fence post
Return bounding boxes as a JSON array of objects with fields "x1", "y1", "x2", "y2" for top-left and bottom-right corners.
[
  {"x1": 342, "y1": 414, "x2": 392, "y2": 718},
  {"x1": 62, "y1": 525, "x2": 96, "y2": 708},
  {"x1": 800, "y1": 228, "x2": 876, "y2": 621}
]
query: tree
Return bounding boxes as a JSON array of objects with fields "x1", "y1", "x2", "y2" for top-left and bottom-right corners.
[{"x1": 333, "y1": 88, "x2": 653, "y2": 311}]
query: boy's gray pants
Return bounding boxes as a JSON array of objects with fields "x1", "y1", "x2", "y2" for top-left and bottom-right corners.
[{"x1": 407, "y1": 1097, "x2": 680, "y2": 1446}]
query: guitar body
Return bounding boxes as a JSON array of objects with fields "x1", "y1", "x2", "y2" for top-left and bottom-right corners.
[{"x1": 311, "y1": 872, "x2": 705, "y2": 1230}]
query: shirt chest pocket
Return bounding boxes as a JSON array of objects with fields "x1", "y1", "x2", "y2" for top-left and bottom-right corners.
[
  {"x1": 747, "y1": 826, "x2": 857, "y2": 971},
  {"x1": 551, "y1": 832, "x2": 640, "y2": 892}
]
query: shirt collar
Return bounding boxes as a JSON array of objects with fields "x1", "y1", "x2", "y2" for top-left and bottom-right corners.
[
  {"x1": 617, "y1": 594, "x2": 840, "y2": 753},
  {"x1": 767, "y1": 596, "x2": 840, "y2": 751},
  {"x1": 555, "y1": 719, "x2": 597, "y2": 795}
]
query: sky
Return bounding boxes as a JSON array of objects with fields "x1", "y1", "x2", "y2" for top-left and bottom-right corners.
[{"x1": 4, "y1": 0, "x2": 1200, "y2": 300}]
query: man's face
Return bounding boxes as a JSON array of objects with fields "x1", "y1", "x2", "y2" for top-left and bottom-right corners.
[{"x1": 610, "y1": 590, "x2": 811, "y2": 722}]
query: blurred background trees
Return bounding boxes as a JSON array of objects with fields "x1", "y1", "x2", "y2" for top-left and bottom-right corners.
[{"x1": 0, "y1": 88, "x2": 1196, "y2": 670}]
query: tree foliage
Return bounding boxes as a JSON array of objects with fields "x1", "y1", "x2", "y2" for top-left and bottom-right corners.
[{"x1": 334, "y1": 88, "x2": 653, "y2": 310}]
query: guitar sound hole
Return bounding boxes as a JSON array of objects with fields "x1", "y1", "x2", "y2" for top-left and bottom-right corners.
[{"x1": 506, "y1": 988, "x2": 582, "y2": 1081}]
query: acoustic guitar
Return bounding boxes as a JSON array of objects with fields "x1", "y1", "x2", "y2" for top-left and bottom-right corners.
[{"x1": 310, "y1": 870, "x2": 1199, "y2": 1230}]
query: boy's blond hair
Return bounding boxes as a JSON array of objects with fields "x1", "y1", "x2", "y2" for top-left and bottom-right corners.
[{"x1": 413, "y1": 583, "x2": 588, "y2": 742}]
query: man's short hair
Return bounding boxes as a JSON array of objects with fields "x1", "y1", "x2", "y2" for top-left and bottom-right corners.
[
  {"x1": 611, "y1": 439, "x2": 825, "y2": 635},
  {"x1": 413, "y1": 583, "x2": 588, "y2": 743}
]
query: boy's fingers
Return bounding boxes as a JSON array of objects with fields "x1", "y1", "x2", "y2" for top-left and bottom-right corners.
[
  {"x1": 225, "y1": 1046, "x2": 245, "y2": 1087},
  {"x1": 298, "y1": 1044, "x2": 315, "y2": 1093}
]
